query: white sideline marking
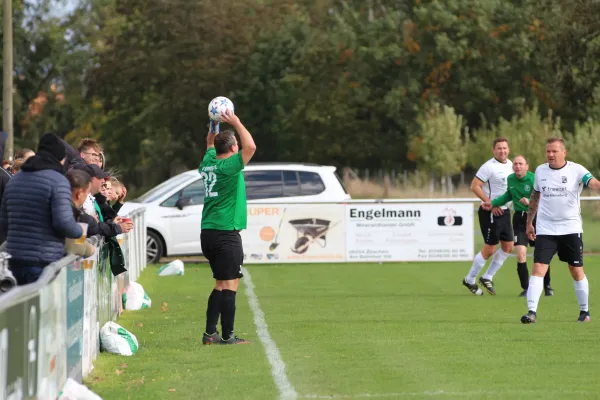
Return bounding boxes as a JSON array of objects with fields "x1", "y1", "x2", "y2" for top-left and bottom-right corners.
[
  {"x1": 242, "y1": 267, "x2": 298, "y2": 400},
  {"x1": 301, "y1": 389, "x2": 595, "y2": 398}
]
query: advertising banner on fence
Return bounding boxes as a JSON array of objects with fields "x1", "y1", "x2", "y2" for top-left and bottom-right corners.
[
  {"x1": 0, "y1": 295, "x2": 40, "y2": 399},
  {"x1": 242, "y1": 204, "x2": 346, "y2": 263},
  {"x1": 38, "y1": 268, "x2": 67, "y2": 400},
  {"x1": 345, "y1": 203, "x2": 474, "y2": 262},
  {"x1": 66, "y1": 261, "x2": 85, "y2": 382}
]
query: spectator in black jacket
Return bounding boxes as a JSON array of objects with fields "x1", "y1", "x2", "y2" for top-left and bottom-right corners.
[{"x1": 1, "y1": 133, "x2": 83, "y2": 285}]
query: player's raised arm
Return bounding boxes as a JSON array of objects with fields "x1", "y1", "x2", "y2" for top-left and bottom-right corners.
[
  {"x1": 206, "y1": 121, "x2": 219, "y2": 150},
  {"x1": 221, "y1": 110, "x2": 256, "y2": 165}
]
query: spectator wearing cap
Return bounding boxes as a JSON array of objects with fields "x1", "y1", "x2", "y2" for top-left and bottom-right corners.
[
  {"x1": 75, "y1": 163, "x2": 110, "y2": 221},
  {"x1": 0, "y1": 132, "x2": 84, "y2": 285}
]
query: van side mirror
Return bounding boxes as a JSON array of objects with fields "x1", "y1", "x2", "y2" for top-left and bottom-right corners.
[{"x1": 175, "y1": 197, "x2": 192, "y2": 210}]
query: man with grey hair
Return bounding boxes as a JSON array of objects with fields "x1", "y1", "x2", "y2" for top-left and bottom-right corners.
[{"x1": 200, "y1": 110, "x2": 256, "y2": 345}]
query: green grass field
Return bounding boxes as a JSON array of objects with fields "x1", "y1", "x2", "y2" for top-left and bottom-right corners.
[{"x1": 86, "y1": 257, "x2": 600, "y2": 400}]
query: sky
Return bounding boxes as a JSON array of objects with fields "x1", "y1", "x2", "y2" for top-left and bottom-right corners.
[{"x1": 48, "y1": 0, "x2": 78, "y2": 17}]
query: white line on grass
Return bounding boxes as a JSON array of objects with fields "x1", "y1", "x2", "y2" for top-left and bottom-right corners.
[
  {"x1": 301, "y1": 389, "x2": 596, "y2": 398},
  {"x1": 242, "y1": 267, "x2": 298, "y2": 400}
]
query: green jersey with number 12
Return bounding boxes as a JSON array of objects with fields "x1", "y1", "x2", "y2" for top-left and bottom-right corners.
[{"x1": 199, "y1": 147, "x2": 247, "y2": 230}]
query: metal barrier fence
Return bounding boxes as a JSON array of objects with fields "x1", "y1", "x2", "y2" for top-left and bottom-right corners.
[{"x1": 0, "y1": 207, "x2": 146, "y2": 400}]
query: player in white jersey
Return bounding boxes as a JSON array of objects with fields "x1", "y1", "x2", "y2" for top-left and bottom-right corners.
[
  {"x1": 462, "y1": 137, "x2": 514, "y2": 295},
  {"x1": 521, "y1": 137, "x2": 600, "y2": 324}
]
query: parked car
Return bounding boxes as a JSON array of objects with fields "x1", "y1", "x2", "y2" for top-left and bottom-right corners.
[{"x1": 118, "y1": 163, "x2": 351, "y2": 263}]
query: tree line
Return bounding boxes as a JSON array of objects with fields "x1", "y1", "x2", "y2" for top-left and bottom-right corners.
[{"x1": 1, "y1": 0, "x2": 599, "y2": 194}]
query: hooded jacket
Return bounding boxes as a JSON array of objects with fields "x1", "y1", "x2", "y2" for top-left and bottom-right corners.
[{"x1": 0, "y1": 133, "x2": 83, "y2": 267}]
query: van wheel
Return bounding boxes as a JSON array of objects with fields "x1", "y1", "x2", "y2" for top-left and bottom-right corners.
[{"x1": 147, "y1": 230, "x2": 164, "y2": 264}]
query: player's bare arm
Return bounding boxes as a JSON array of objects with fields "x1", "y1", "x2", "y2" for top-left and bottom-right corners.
[
  {"x1": 471, "y1": 178, "x2": 491, "y2": 203},
  {"x1": 221, "y1": 110, "x2": 256, "y2": 165},
  {"x1": 207, "y1": 130, "x2": 215, "y2": 150},
  {"x1": 206, "y1": 120, "x2": 218, "y2": 150},
  {"x1": 472, "y1": 178, "x2": 504, "y2": 216},
  {"x1": 526, "y1": 190, "x2": 540, "y2": 240},
  {"x1": 526, "y1": 190, "x2": 539, "y2": 225},
  {"x1": 587, "y1": 177, "x2": 600, "y2": 192}
]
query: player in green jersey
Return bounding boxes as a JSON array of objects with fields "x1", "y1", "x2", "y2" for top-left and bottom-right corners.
[
  {"x1": 484, "y1": 155, "x2": 552, "y2": 297},
  {"x1": 200, "y1": 110, "x2": 256, "y2": 345}
]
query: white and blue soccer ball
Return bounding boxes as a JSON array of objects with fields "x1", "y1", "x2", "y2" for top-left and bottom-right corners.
[{"x1": 208, "y1": 96, "x2": 235, "y2": 122}]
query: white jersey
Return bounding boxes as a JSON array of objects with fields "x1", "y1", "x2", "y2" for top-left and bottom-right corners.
[
  {"x1": 533, "y1": 161, "x2": 594, "y2": 235},
  {"x1": 83, "y1": 194, "x2": 98, "y2": 219},
  {"x1": 475, "y1": 157, "x2": 513, "y2": 208}
]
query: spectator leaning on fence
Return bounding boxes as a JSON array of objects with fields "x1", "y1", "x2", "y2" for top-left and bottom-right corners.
[
  {"x1": 71, "y1": 164, "x2": 133, "y2": 236},
  {"x1": 109, "y1": 177, "x2": 127, "y2": 213},
  {"x1": 64, "y1": 169, "x2": 96, "y2": 258},
  {"x1": 96, "y1": 173, "x2": 118, "y2": 220},
  {"x1": 0, "y1": 132, "x2": 84, "y2": 285}
]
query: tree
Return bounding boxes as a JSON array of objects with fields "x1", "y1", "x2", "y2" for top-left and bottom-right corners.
[
  {"x1": 467, "y1": 105, "x2": 563, "y2": 169},
  {"x1": 565, "y1": 120, "x2": 600, "y2": 173},
  {"x1": 409, "y1": 103, "x2": 467, "y2": 179},
  {"x1": 0, "y1": 0, "x2": 94, "y2": 153}
]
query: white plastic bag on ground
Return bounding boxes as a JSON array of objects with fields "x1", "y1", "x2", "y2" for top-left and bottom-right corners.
[
  {"x1": 99, "y1": 321, "x2": 139, "y2": 356},
  {"x1": 122, "y1": 281, "x2": 151, "y2": 310},
  {"x1": 158, "y1": 259, "x2": 184, "y2": 276},
  {"x1": 58, "y1": 378, "x2": 103, "y2": 400}
]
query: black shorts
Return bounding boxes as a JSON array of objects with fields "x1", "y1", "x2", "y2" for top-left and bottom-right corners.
[
  {"x1": 200, "y1": 229, "x2": 244, "y2": 280},
  {"x1": 533, "y1": 233, "x2": 584, "y2": 267},
  {"x1": 478, "y1": 206, "x2": 513, "y2": 245},
  {"x1": 512, "y1": 211, "x2": 536, "y2": 247}
]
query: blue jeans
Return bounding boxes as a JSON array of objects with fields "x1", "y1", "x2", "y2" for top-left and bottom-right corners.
[{"x1": 9, "y1": 266, "x2": 44, "y2": 286}]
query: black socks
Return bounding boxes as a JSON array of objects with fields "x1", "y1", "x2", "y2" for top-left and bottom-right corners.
[
  {"x1": 544, "y1": 265, "x2": 551, "y2": 287},
  {"x1": 517, "y1": 262, "x2": 529, "y2": 290},
  {"x1": 220, "y1": 289, "x2": 237, "y2": 340},
  {"x1": 517, "y1": 262, "x2": 551, "y2": 291},
  {"x1": 205, "y1": 289, "x2": 222, "y2": 334}
]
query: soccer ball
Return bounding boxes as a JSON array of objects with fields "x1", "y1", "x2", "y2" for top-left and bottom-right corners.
[{"x1": 208, "y1": 96, "x2": 234, "y2": 122}]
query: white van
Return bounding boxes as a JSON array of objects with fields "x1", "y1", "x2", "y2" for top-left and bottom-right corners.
[{"x1": 118, "y1": 163, "x2": 351, "y2": 263}]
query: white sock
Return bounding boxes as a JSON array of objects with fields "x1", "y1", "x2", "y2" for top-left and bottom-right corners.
[
  {"x1": 466, "y1": 252, "x2": 487, "y2": 284},
  {"x1": 527, "y1": 276, "x2": 544, "y2": 312},
  {"x1": 574, "y1": 276, "x2": 589, "y2": 312},
  {"x1": 482, "y1": 249, "x2": 510, "y2": 280}
]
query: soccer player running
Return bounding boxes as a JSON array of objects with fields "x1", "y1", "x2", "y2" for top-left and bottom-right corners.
[
  {"x1": 484, "y1": 155, "x2": 553, "y2": 297},
  {"x1": 200, "y1": 109, "x2": 257, "y2": 344},
  {"x1": 521, "y1": 137, "x2": 600, "y2": 324},
  {"x1": 463, "y1": 138, "x2": 514, "y2": 295}
]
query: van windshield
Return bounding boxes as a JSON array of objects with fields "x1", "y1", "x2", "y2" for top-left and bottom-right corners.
[{"x1": 133, "y1": 173, "x2": 196, "y2": 204}]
